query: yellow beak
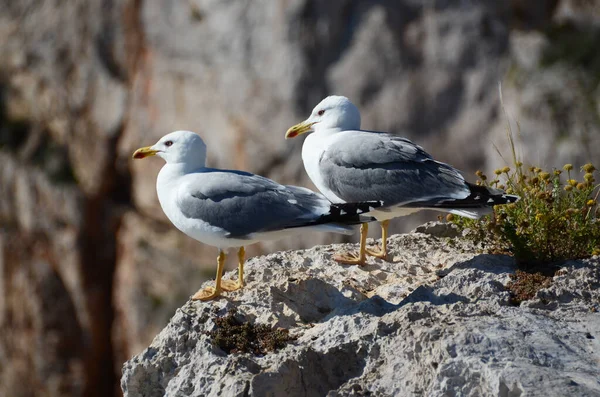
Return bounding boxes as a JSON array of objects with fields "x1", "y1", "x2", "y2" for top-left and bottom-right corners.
[
  {"x1": 132, "y1": 146, "x2": 158, "y2": 159},
  {"x1": 285, "y1": 121, "x2": 316, "y2": 139}
]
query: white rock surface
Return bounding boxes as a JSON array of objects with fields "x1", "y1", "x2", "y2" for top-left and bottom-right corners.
[{"x1": 121, "y1": 225, "x2": 600, "y2": 397}]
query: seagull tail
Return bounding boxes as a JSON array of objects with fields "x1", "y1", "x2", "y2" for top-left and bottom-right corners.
[
  {"x1": 282, "y1": 200, "x2": 382, "y2": 234},
  {"x1": 329, "y1": 201, "x2": 383, "y2": 219},
  {"x1": 411, "y1": 183, "x2": 520, "y2": 220},
  {"x1": 317, "y1": 200, "x2": 383, "y2": 226}
]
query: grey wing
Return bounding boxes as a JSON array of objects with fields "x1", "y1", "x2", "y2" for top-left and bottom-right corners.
[
  {"x1": 176, "y1": 170, "x2": 327, "y2": 238},
  {"x1": 320, "y1": 131, "x2": 470, "y2": 205}
]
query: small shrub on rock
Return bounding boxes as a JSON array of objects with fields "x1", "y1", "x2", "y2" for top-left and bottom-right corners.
[
  {"x1": 453, "y1": 161, "x2": 599, "y2": 267},
  {"x1": 452, "y1": 88, "x2": 599, "y2": 269}
]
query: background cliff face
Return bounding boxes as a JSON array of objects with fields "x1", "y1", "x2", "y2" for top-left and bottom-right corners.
[{"x1": 0, "y1": 1, "x2": 598, "y2": 396}]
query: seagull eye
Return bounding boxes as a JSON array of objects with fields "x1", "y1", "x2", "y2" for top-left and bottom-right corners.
[
  {"x1": 165, "y1": 140, "x2": 173, "y2": 147},
  {"x1": 317, "y1": 109, "x2": 325, "y2": 116}
]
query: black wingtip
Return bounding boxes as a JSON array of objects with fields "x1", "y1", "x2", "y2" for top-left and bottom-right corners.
[
  {"x1": 464, "y1": 183, "x2": 521, "y2": 206},
  {"x1": 330, "y1": 200, "x2": 383, "y2": 217},
  {"x1": 502, "y1": 194, "x2": 520, "y2": 204},
  {"x1": 411, "y1": 184, "x2": 521, "y2": 211},
  {"x1": 282, "y1": 200, "x2": 381, "y2": 230}
]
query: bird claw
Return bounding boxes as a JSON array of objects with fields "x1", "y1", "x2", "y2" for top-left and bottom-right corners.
[
  {"x1": 192, "y1": 286, "x2": 222, "y2": 301},
  {"x1": 221, "y1": 280, "x2": 243, "y2": 292},
  {"x1": 366, "y1": 246, "x2": 387, "y2": 259},
  {"x1": 333, "y1": 251, "x2": 366, "y2": 266}
]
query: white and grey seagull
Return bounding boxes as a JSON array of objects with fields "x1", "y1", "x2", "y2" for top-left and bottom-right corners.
[
  {"x1": 133, "y1": 130, "x2": 379, "y2": 300},
  {"x1": 285, "y1": 95, "x2": 519, "y2": 265}
]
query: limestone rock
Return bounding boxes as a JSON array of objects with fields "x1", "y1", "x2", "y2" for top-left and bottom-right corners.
[{"x1": 121, "y1": 232, "x2": 600, "y2": 397}]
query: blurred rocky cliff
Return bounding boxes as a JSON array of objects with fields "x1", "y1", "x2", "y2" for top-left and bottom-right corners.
[{"x1": 0, "y1": 1, "x2": 598, "y2": 396}]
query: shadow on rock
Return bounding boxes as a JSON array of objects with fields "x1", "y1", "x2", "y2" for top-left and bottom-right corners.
[
  {"x1": 403, "y1": 285, "x2": 471, "y2": 306},
  {"x1": 271, "y1": 278, "x2": 361, "y2": 324},
  {"x1": 249, "y1": 341, "x2": 369, "y2": 397},
  {"x1": 437, "y1": 254, "x2": 516, "y2": 277},
  {"x1": 272, "y1": 278, "x2": 401, "y2": 326}
]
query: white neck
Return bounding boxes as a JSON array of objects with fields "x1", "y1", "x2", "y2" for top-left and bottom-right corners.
[
  {"x1": 312, "y1": 125, "x2": 344, "y2": 136},
  {"x1": 156, "y1": 164, "x2": 195, "y2": 213}
]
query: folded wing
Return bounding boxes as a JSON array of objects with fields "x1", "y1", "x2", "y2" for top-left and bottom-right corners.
[
  {"x1": 176, "y1": 170, "x2": 379, "y2": 238},
  {"x1": 319, "y1": 131, "x2": 471, "y2": 206}
]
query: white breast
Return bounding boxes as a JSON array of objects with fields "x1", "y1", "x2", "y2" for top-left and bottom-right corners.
[
  {"x1": 156, "y1": 165, "x2": 236, "y2": 249},
  {"x1": 156, "y1": 165, "x2": 180, "y2": 223},
  {"x1": 302, "y1": 132, "x2": 346, "y2": 204}
]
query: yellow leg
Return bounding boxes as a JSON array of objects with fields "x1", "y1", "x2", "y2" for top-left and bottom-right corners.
[
  {"x1": 333, "y1": 223, "x2": 368, "y2": 266},
  {"x1": 238, "y1": 246, "x2": 245, "y2": 287},
  {"x1": 192, "y1": 250, "x2": 226, "y2": 301},
  {"x1": 221, "y1": 246, "x2": 245, "y2": 291},
  {"x1": 366, "y1": 220, "x2": 390, "y2": 259}
]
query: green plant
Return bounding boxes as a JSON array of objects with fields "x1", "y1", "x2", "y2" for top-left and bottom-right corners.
[
  {"x1": 453, "y1": 161, "x2": 599, "y2": 266},
  {"x1": 451, "y1": 86, "x2": 600, "y2": 268}
]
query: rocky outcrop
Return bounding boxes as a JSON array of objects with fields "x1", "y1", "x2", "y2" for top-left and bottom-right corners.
[
  {"x1": 1, "y1": 1, "x2": 599, "y2": 396},
  {"x1": 121, "y1": 225, "x2": 600, "y2": 397}
]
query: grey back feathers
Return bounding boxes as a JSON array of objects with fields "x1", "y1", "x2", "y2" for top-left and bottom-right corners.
[
  {"x1": 176, "y1": 169, "x2": 379, "y2": 238},
  {"x1": 319, "y1": 130, "x2": 519, "y2": 216},
  {"x1": 320, "y1": 131, "x2": 471, "y2": 205}
]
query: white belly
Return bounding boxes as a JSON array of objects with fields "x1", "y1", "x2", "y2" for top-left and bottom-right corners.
[{"x1": 369, "y1": 206, "x2": 424, "y2": 221}]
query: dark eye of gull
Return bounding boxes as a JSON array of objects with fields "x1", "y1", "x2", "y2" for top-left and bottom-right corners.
[
  {"x1": 165, "y1": 140, "x2": 173, "y2": 147},
  {"x1": 318, "y1": 109, "x2": 325, "y2": 116}
]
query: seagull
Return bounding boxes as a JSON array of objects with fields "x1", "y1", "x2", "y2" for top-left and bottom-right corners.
[
  {"x1": 285, "y1": 95, "x2": 518, "y2": 265},
  {"x1": 133, "y1": 130, "x2": 379, "y2": 300}
]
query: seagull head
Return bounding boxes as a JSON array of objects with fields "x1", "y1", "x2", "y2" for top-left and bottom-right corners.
[
  {"x1": 285, "y1": 95, "x2": 361, "y2": 139},
  {"x1": 132, "y1": 130, "x2": 207, "y2": 167}
]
